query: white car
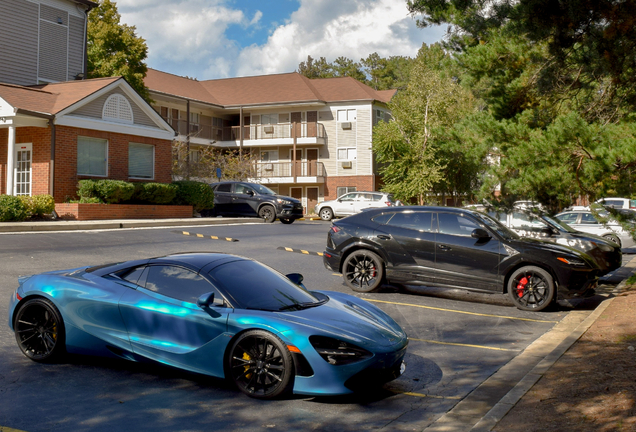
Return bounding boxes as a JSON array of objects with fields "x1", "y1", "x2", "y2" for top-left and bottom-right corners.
[
  {"x1": 555, "y1": 210, "x2": 635, "y2": 248},
  {"x1": 596, "y1": 197, "x2": 636, "y2": 211},
  {"x1": 315, "y1": 191, "x2": 395, "y2": 221}
]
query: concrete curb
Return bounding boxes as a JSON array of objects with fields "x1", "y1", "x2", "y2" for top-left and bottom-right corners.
[{"x1": 424, "y1": 255, "x2": 636, "y2": 432}]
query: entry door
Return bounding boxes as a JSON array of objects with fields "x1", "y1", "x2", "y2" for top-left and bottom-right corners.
[
  {"x1": 15, "y1": 143, "x2": 32, "y2": 196},
  {"x1": 307, "y1": 149, "x2": 318, "y2": 176},
  {"x1": 307, "y1": 187, "x2": 318, "y2": 215},
  {"x1": 290, "y1": 187, "x2": 303, "y2": 214},
  {"x1": 290, "y1": 149, "x2": 302, "y2": 176}
]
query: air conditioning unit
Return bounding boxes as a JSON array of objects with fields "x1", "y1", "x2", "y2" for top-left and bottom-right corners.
[
  {"x1": 264, "y1": 126, "x2": 274, "y2": 133},
  {"x1": 341, "y1": 160, "x2": 352, "y2": 168},
  {"x1": 264, "y1": 163, "x2": 274, "y2": 171},
  {"x1": 341, "y1": 122, "x2": 352, "y2": 130}
]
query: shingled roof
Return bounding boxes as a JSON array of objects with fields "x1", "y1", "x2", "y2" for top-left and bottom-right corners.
[
  {"x1": 0, "y1": 77, "x2": 121, "y2": 115},
  {"x1": 144, "y1": 69, "x2": 396, "y2": 107}
]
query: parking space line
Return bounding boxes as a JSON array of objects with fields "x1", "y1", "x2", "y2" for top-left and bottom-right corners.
[
  {"x1": 277, "y1": 246, "x2": 323, "y2": 256},
  {"x1": 365, "y1": 299, "x2": 558, "y2": 323},
  {"x1": 175, "y1": 231, "x2": 239, "y2": 242},
  {"x1": 409, "y1": 337, "x2": 521, "y2": 352},
  {"x1": 397, "y1": 391, "x2": 462, "y2": 400}
]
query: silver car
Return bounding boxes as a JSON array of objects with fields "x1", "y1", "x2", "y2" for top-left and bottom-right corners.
[
  {"x1": 315, "y1": 191, "x2": 395, "y2": 221},
  {"x1": 555, "y1": 210, "x2": 635, "y2": 248}
]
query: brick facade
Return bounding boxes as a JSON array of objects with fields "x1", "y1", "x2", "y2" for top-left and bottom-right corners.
[
  {"x1": 324, "y1": 175, "x2": 376, "y2": 200},
  {"x1": 2, "y1": 125, "x2": 173, "y2": 202},
  {"x1": 55, "y1": 203, "x2": 193, "y2": 220}
]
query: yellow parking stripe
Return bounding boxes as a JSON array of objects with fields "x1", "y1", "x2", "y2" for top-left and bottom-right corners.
[
  {"x1": 0, "y1": 427, "x2": 29, "y2": 432},
  {"x1": 176, "y1": 231, "x2": 239, "y2": 242},
  {"x1": 277, "y1": 247, "x2": 324, "y2": 256},
  {"x1": 397, "y1": 391, "x2": 462, "y2": 400},
  {"x1": 365, "y1": 299, "x2": 557, "y2": 323},
  {"x1": 409, "y1": 338, "x2": 520, "y2": 352}
]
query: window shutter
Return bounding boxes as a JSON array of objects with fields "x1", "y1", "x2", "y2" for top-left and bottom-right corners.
[{"x1": 129, "y1": 143, "x2": 154, "y2": 179}]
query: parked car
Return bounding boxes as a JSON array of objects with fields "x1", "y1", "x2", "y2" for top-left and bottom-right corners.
[
  {"x1": 555, "y1": 210, "x2": 636, "y2": 248},
  {"x1": 8, "y1": 252, "x2": 408, "y2": 399},
  {"x1": 209, "y1": 181, "x2": 303, "y2": 223},
  {"x1": 323, "y1": 206, "x2": 602, "y2": 312},
  {"x1": 596, "y1": 197, "x2": 636, "y2": 211},
  {"x1": 315, "y1": 191, "x2": 395, "y2": 221},
  {"x1": 468, "y1": 207, "x2": 621, "y2": 275}
]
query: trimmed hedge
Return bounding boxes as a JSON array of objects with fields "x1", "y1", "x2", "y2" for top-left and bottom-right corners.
[
  {"x1": 19, "y1": 195, "x2": 55, "y2": 217},
  {"x1": 132, "y1": 182, "x2": 178, "y2": 205},
  {"x1": 0, "y1": 195, "x2": 28, "y2": 222},
  {"x1": 172, "y1": 181, "x2": 215, "y2": 211},
  {"x1": 78, "y1": 179, "x2": 135, "y2": 204}
]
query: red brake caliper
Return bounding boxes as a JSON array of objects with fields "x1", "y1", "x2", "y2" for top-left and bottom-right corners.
[{"x1": 516, "y1": 277, "x2": 529, "y2": 298}]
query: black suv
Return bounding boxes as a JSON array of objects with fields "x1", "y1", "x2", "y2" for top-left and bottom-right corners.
[
  {"x1": 209, "y1": 181, "x2": 304, "y2": 224},
  {"x1": 323, "y1": 206, "x2": 601, "y2": 312}
]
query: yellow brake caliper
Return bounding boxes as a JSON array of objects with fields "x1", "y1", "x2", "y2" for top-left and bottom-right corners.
[{"x1": 243, "y1": 352, "x2": 252, "y2": 378}]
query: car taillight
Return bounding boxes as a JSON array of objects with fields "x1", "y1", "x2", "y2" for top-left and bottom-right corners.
[
  {"x1": 385, "y1": 201, "x2": 392, "y2": 206},
  {"x1": 330, "y1": 226, "x2": 340, "y2": 233}
]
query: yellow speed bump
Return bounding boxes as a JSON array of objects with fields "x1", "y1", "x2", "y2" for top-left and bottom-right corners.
[
  {"x1": 277, "y1": 247, "x2": 323, "y2": 256},
  {"x1": 176, "y1": 231, "x2": 238, "y2": 242}
]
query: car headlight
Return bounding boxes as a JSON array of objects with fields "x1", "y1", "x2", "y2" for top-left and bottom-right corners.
[
  {"x1": 557, "y1": 256, "x2": 588, "y2": 266},
  {"x1": 276, "y1": 198, "x2": 292, "y2": 205},
  {"x1": 309, "y1": 336, "x2": 372, "y2": 365},
  {"x1": 592, "y1": 241, "x2": 616, "y2": 252},
  {"x1": 556, "y1": 238, "x2": 595, "y2": 252}
]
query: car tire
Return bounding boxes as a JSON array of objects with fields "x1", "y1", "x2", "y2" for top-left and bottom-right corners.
[
  {"x1": 280, "y1": 218, "x2": 294, "y2": 224},
  {"x1": 603, "y1": 234, "x2": 621, "y2": 247},
  {"x1": 258, "y1": 205, "x2": 276, "y2": 223},
  {"x1": 14, "y1": 298, "x2": 66, "y2": 362},
  {"x1": 342, "y1": 250, "x2": 384, "y2": 293},
  {"x1": 227, "y1": 329, "x2": 294, "y2": 399},
  {"x1": 319, "y1": 207, "x2": 333, "y2": 221},
  {"x1": 507, "y1": 266, "x2": 555, "y2": 312}
]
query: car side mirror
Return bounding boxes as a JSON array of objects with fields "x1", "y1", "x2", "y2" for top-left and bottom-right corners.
[
  {"x1": 471, "y1": 228, "x2": 491, "y2": 239},
  {"x1": 540, "y1": 227, "x2": 554, "y2": 237},
  {"x1": 197, "y1": 292, "x2": 215, "y2": 308},
  {"x1": 286, "y1": 273, "x2": 304, "y2": 286},
  {"x1": 245, "y1": 190, "x2": 254, "y2": 196}
]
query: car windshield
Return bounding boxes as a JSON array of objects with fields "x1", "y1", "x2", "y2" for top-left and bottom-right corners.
[
  {"x1": 251, "y1": 184, "x2": 276, "y2": 195},
  {"x1": 207, "y1": 260, "x2": 325, "y2": 311},
  {"x1": 472, "y1": 212, "x2": 520, "y2": 240},
  {"x1": 543, "y1": 215, "x2": 578, "y2": 232}
]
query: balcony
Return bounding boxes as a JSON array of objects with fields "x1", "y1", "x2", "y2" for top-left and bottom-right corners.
[
  {"x1": 165, "y1": 119, "x2": 326, "y2": 146},
  {"x1": 249, "y1": 161, "x2": 326, "y2": 184}
]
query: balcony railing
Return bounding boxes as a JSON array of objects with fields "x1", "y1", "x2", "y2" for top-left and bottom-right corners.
[
  {"x1": 165, "y1": 120, "x2": 326, "y2": 142},
  {"x1": 252, "y1": 161, "x2": 326, "y2": 178}
]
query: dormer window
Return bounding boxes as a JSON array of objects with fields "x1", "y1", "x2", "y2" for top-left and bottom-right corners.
[{"x1": 102, "y1": 94, "x2": 134, "y2": 124}]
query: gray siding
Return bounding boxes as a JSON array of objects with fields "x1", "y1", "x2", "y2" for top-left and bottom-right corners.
[
  {"x1": 68, "y1": 15, "x2": 85, "y2": 79},
  {"x1": 38, "y1": 20, "x2": 68, "y2": 82},
  {"x1": 40, "y1": 3, "x2": 68, "y2": 25},
  {"x1": 0, "y1": 0, "x2": 39, "y2": 85},
  {"x1": 73, "y1": 89, "x2": 159, "y2": 128}
]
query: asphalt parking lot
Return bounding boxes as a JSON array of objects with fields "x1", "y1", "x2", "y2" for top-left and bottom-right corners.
[{"x1": 0, "y1": 220, "x2": 614, "y2": 431}]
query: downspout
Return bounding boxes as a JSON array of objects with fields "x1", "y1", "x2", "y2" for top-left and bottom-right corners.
[
  {"x1": 83, "y1": 3, "x2": 95, "y2": 79},
  {"x1": 239, "y1": 106, "x2": 243, "y2": 157},
  {"x1": 50, "y1": 120, "x2": 58, "y2": 218}
]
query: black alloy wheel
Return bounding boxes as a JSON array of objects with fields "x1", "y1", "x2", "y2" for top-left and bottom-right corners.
[
  {"x1": 319, "y1": 207, "x2": 333, "y2": 221},
  {"x1": 280, "y1": 218, "x2": 294, "y2": 224},
  {"x1": 228, "y1": 330, "x2": 293, "y2": 399},
  {"x1": 507, "y1": 266, "x2": 555, "y2": 312},
  {"x1": 259, "y1": 205, "x2": 276, "y2": 223},
  {"x1": 342, "y1": 250, "x2": 384, "y2": 293},
  {"x1": 14, "y1": 298, "x2": 65, "y2": 362}
]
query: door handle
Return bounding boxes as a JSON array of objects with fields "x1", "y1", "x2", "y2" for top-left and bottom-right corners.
[
  {"x1": 377, "y1": 234, "x2": 391, "y2": 240},
  {"x1": 437, "y1": 244, "x2": 451, "y2": 251}
]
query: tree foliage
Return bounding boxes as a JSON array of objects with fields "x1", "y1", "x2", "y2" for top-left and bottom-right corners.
[
  {"x1": 87, "y1": 0, "x2": 150, "y2": 101},
  {"x1": 172, "y1": 141, "x2": 255, "y2": 182}
]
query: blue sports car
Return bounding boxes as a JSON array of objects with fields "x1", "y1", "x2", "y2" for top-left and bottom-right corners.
[{"x1": 8, "y1": 252, "x2": 407, "y2": 399}]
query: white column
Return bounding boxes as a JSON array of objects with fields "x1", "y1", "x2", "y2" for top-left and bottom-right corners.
[{"x1": 6, "y1": 126, "x2": 15, "y2": 195}]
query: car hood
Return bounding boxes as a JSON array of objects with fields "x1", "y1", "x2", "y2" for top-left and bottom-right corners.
[
  {"x1": 510, "y1": 237, "x2": 598, "y2": 264},
  {"x1": 275, "y1": 291, "x2": 406, "y2": 348}
]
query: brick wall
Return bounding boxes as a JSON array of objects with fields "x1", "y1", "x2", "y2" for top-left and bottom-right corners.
[
  {"x1": 55, "y1": 203, "x2": 193, "y2": 220},
  {"x1": 324, "y1": 175, "x2": 375, "y2": 200}
]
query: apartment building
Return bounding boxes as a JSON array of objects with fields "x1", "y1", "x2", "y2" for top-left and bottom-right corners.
[{"x1": 145, "y1": 69, "x2": 395, "y2": 213}]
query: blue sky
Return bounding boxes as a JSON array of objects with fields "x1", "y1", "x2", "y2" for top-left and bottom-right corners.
[{"x1": 116, "y1": 0, "x2": 445, "y2": 80}]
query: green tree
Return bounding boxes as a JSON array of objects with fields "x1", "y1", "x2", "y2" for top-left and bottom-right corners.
[
  {"x1": 297, "y1": 55, "x2": 335, "y2": 79},
  {"x1": 373, "y1": 44, "x2": 476, "y2": 204},
  {"x1": 88, "y1": 0, "x2": 150, "y2": 101}
]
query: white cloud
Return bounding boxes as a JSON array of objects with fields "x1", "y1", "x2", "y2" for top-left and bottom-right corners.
[{"x1": 116, "y1": 0, "x2": 444, "y2": 80}]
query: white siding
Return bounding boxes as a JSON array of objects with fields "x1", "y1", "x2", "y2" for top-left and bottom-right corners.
[
  {"x1": 72, "y1": 89, "x2": 158, "y2": 128},
  {"x1": 0, "y1": 0, "x2": 39, "y2": 85},
  {"x1": 38, "y1": 19, "x2": 68, "y2": 82}
]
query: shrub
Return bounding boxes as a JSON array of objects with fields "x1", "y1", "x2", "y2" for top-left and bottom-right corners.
[
  {"x1": 173, "y1": 181, "x2": 214, "y2": 211},
  {"x1": 77, "y1": 179, "x2": 99, "y2": 200},
  {"x1": 18, "y1": 195, "x2": 55, "y2": 217},
  {"x1": 132, "y1": 182, "x2": 178, "y2": 204},
  {"x1": 77, "y1": 179, "x2": 134, "y2": 204},
  {"x1": 79, "y1": 196, "x2": 102, "y2": 204},
  {"x1": 0, "y1": 195, "x2": 28, "y2": 222}
]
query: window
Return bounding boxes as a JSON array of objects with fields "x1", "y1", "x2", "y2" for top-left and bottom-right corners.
[
  {"x1": 144, "y1": 265, "x2": 217, "y2": 304},
  {"x1": 261, "y1": 150, "x2": 278, "y2": 162},
  {"x1": 337, "y1": 148, "x2": 357, "y2": 160},
  {"x1": 215, "y1": 183, "x2": 232, "y2": 193},
  {"x1": 556, "y1": 213, "x2": 579, "y2": 224},
  {"x1": 337, "y1": 186, "x2": 356, "y2": 197},
  {"x1": 102, "y1": 94, "x2": 133, "y2": 124},
  {"x1": 386, "y1": 212, "x2": 433, "y2": 232},
  {"x1": 128, "y1": 143, "x2": 154, "y2": 179},
  {"x1": 437, "y1": 213, "x2": 480, "y2": 236},
  {"x1": 580, "y1": 213, "x2": 599, "y2": 225},
  {"x1": 234, "y1": 183, "x2": 254, "y2": 194},
  {"x1": 77, "y1": 136, "x2": 107, "y2": 176},
  {"x1": 337, "y1": 109, "x2": 356, "y2": 122},
  {"x1": 339, "y1": 193, "x2": 358, "y2": 202},
  {"x1": 261, "y1": 114, "x2": 278, "y2": 125}
]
